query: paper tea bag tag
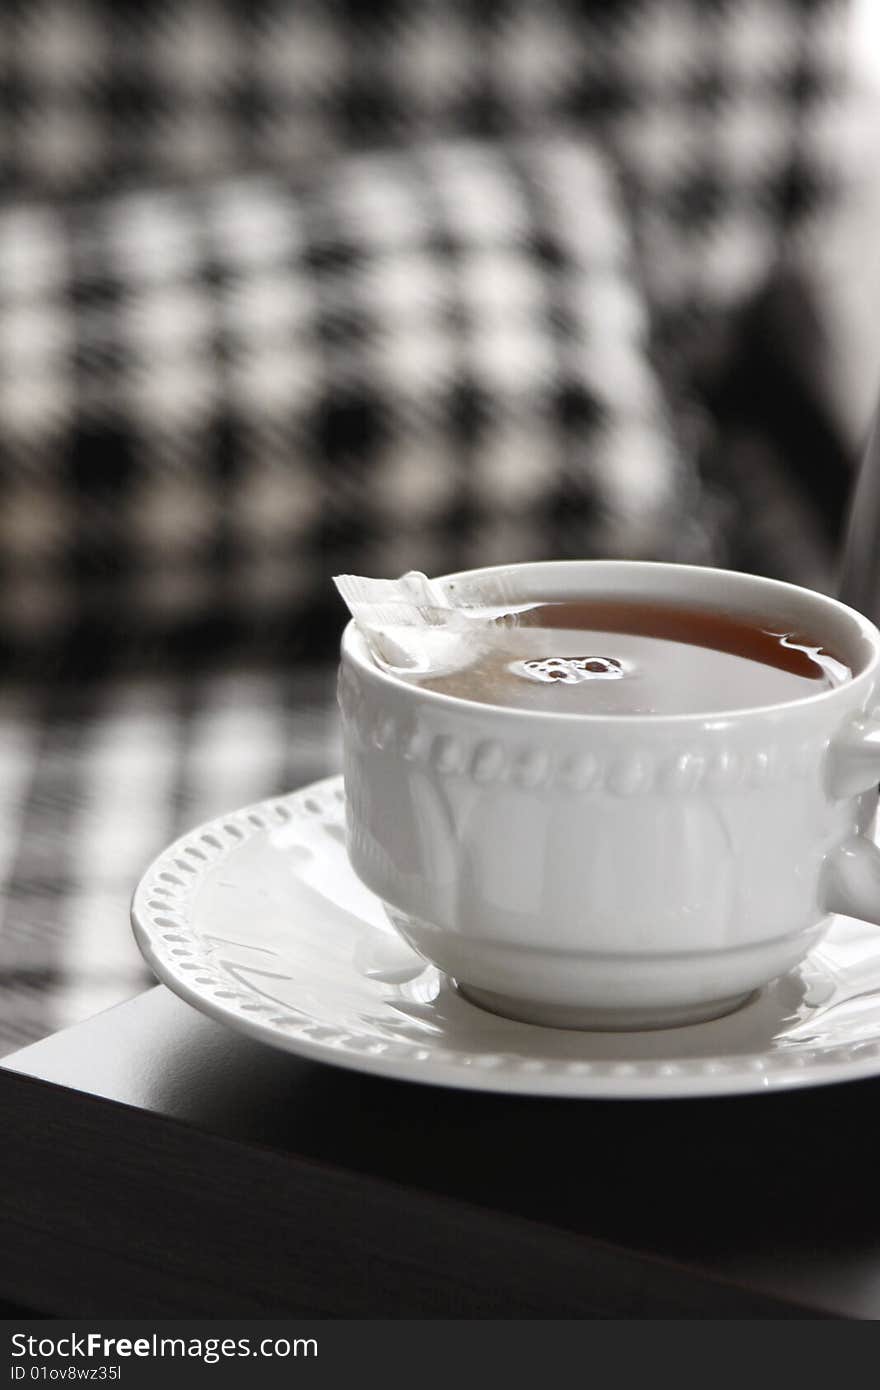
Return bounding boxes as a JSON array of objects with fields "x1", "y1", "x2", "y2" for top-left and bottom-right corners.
[{"x1": 334, "y1": 571, "x2": 516, "y2": 675}]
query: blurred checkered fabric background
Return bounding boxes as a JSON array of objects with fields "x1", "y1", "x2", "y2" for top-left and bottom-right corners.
[
  {"x1": 0, "y1": 0, "x2": 860, "y2": 1054},
  {"x1": 0, "y1": 667, "x2": 340, "y2": 1050},
  {"x1": 0, "y1": 136, "x2": 704, "y2": 667}
]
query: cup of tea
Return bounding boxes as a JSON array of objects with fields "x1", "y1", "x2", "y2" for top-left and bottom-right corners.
[{"x1": 338, "y1": 560, "x2": 880, "y2": 1030}]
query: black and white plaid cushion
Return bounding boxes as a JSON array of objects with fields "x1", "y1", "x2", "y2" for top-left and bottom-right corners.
[
  {"x1": 0, "y1": 134, "x2": 709, "y2": 671},
  {"x1": 0, "y1": 0, "x2": 849, "y2": 673},
  {"x1": 0, "y1": 0, "x2": 845, "y2": 342}
]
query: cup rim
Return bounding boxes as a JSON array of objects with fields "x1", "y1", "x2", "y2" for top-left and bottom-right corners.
[{"x1": 340, "y1": 560, "x2": 880, "y2": 725}]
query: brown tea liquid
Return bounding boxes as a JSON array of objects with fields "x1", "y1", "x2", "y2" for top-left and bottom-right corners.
[{"x1": 414, "y1": 598, "x2": 851, "y2": 715}]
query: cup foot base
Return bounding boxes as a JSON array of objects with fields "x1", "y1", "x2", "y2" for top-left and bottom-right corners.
[{"x1": 455, "y1": 982, "x2": 756, "y2": 1032}]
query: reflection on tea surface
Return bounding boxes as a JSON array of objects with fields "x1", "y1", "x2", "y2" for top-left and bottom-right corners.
[{"x1": 415, "y1": 598, "x2": 851, "y2": 715}]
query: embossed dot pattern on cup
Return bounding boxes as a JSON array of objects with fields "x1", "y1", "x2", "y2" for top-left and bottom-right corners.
[
  {"x1": 431, "y1": 734, "x2": 463, "y2": 774},
  {"x1": 471, "y1": 739, "x2": 505, "y2": 783}
]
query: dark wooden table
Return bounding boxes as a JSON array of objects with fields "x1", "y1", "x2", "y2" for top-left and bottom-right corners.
[{"x1": 1, "y1": 985, "x2": 878, "y2": 1318}]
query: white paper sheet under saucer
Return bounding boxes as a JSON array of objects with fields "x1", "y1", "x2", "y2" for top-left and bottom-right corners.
[{"x1": 131, "y1": 776, "x2": 880, "y2": 1099}]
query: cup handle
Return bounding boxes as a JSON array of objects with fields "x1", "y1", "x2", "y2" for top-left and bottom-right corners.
[
  {"x1": 824, "y1": 836, "x2": 880, "y2": 924},
  {"x1": 824, "y1": 712, "x2": 880, "y2": 923},
  {"x1": 827, "y1": 712, "x2": 880, "y2": 798}
]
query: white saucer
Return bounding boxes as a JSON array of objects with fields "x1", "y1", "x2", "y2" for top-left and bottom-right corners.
[{"x1": 131, "y1": 775, "x2": 880, "y2": 1099}]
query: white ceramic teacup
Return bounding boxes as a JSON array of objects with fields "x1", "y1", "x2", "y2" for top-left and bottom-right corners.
[{"x1": 338, "y1": 561, "x2": 880, "y2": 1030}]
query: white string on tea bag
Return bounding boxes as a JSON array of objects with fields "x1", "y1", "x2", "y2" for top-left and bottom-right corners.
[{"x1": 334, "y1": 571, "x2": 524, "y2": 676}]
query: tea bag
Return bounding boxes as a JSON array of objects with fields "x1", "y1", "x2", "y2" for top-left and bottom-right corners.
[{"x1": 334, "y1": 571, "x2": 523, "y2": 676}]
